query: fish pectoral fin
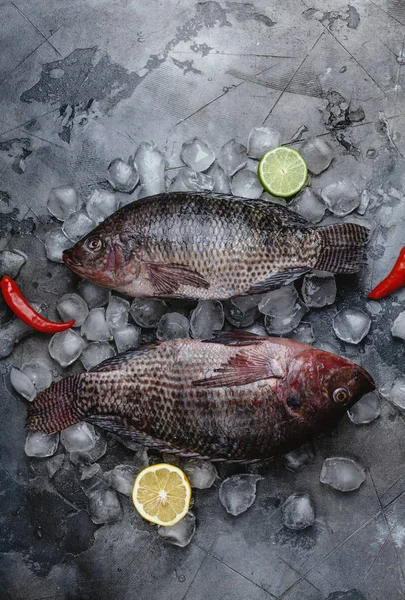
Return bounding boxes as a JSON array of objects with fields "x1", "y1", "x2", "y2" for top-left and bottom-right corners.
[
  {"x1": 247, "y1": 267, "x2": 310, "y2": 294},
  {"x1": 206, "y1": 330, "x2": 269, "y2": 346},
  {"x1": 146, "y1": 262, "x2": 210, "y2": 295},
  {"x1": 193, "y1": 349, "x2": 285, "y2": 388}
]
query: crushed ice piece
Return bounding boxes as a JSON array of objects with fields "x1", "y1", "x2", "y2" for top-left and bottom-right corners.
[
  {"x1": 0, "y1": 311, "x2": 41, "y2": 359},
  {"x1": 206, "y1": 161, "x2": 230, "y2": 193},
  {"x1": 259, "y1": 284, "x2": 298, "y2": 316},
  {"x1": 69, "y1": 432, "x2": 107, "y2": 465},
  {"x1": 80, "y1": 463, "x2": 101, "y2": 480},
  {"x1": 302, "y1": 271, "x2": 337, "y2": 308},
  {"x1": 347, "y1": 392, "x2": 381, "y2": 424},
  {"x1": 47, "y1": 185, "x2": 80, "y2": 221},
  {"x1": 0, "y1": 249, "x2": 27, "y2": 278},
  {"x1": 81, "y1": 308, "x2": 112, "y2": 342},
  {"x1": 219, "y1": 474, "x2": 261, "y2": 516},
  {"x1": 130, "y1": 298, "x2": 167, "y2": 328},
  {"x1": 288, "y1": 322, "x2": 314, "y2": 344},
  {"x1": 44, "y1": 229, "x2": 72, "y2": 263},
  {"x1": 57, "y1": 293, "x2": 89, "y2": 328},
  {"x1": 232, "y1": 295, "x2": 262, "y2": 313},
  {"x1": 134, "y1": 141, "x2": 166, "y2": 196},
  {"x1": 77, "y1": 280, "x2": 110, "y2": 309},
  {"x1": 107, "y1": 158, "x2": 139, "y2": 193},
  {"x1": 157, "y1": 312, "x2": 190, "y2": 340},
  {"x1": 80, "y1": 342, "x2": 116, "y2": 370},
  {"x1": 170, "y1": 167, "x2": 214, "y2": 192},
  {"x1": 104, "y1": 464, "x2": 139, "y2": 497},
  {"x1": 247, "y1": 127, "x2": 281, "y2": 159},
  {"x1": 230, "y1": 169, "x2": 263, "y2": 199},
  {"x1": 223, "y1": 300, "x2": 258, "y2": 328},
  {"x1": 300, "y1": 137, "x2": 334, "y2": 175},
  {"x1": 106, "y1": 296, "x2": 130, "y2": 333},
  {"x1": 391, "y1": 311, "x2": 405, "y2": 341},
  {"x1": 290, "y1": 188, "x2": 325, "y2": 223},
  {"x1": 60, "y1": 422, "x2": 96, "y2": 453},
  {"x1": 21, "y1": 361, "x2": 53, "y2": 392},
  {"x1": 321, "y1": 180, "x2": 360, "y2": 216},
  {"x1": 320, "y1": 457, "x2": 366, "y2": 491},
  {"x1": 390, "y1": 378, "x2": 405, "y2": 409},
  {"x1": 113, "y1": 324, "x2": 141, "y2": 353},
  {"x1": 62, "y1": 210, "x2": 96, "y2": 243},
  {"x1": 217, "y1": 139, "x2": 247, "y2": 176},
  {"x1": 47, "y1": 453, "x2": 64, "y2": 478},
  {"x1": 246, "y1": 323, "x2": 268, "y2": 336},
  {"x1": 85, "y1": 480, "x2": 123, "y2": 524},
  {"x1": 86, "y1": 188, "x2": 117, "y2": 223},
  {"x1": 357, "y1": 190, "x2": 370, "y2": 215},
  {"x1": 48, "y1": 329, "x2": 86, "y2": 367},
  {"x1": 284, "y1": 444, "x2": 314, "y2": 472},
  {"x1": 181, "y1": 138, "x2": 215, "y2": 172},
  {"x1": 282, "y1": 493, "x2": 315, "y2": 530},
  {"x1": 158, "y1": 512, "x2": 196, "y2": 547},
  {"x1": 190, "y1": 300, "x2": 224, "y2": 339},
  {"x1": 182, "y1": 459, "x2": 217, "y2": 489},
  {"x1": 10, "y1": 367, "x2": 36, "y2": 401},
  {"x1": 25, "y1": 431, "x2": 59, "y2": 458},
  {"x1": 333, "y1": 308, "x2": 371, "y2": 344}
]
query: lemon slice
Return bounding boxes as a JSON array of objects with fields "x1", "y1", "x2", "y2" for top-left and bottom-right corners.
[
  {"x1": 258, "y1": 146, "x2": 308, "y2": 198},
  {"x1": 132, "y1": 463, "x2": 192, "y2": 526}
]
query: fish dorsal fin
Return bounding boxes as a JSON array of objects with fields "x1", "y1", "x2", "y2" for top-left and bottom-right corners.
[
  {"x1": 89, "y1": 344, "x2": 161, "y2": 373},
  {"x1": 247, "y1": 267, "x2": 310, "y2": 294},
  {"x1": 193, "y1": 347, "x2": 285, "y2": 388},
  {"x1": 146, "y1": 262, "x2": 209, "y2": 295},
  {"x1": 209, "y1": 194, "x2": 311, "y2": 225},
  {"x1": 205, "y1": 330, "x2": 269, "y2": 346}
]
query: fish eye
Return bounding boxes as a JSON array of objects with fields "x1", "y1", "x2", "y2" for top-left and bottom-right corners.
[
  {"x1": 85, "y1": 237, "x2": 102, "y2": 252},
  {"x1": 332, "y1": 387, "x2": 349, "y2": 404}
]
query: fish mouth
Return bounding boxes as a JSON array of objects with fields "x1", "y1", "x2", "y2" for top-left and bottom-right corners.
[{"x1": 63, "y1": 249, "x2": 83, "y2": 269}]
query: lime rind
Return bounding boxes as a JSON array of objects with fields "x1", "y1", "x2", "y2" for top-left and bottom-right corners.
[{"x1": 258, "y1": 146, "x2": 308, "y2": 198}]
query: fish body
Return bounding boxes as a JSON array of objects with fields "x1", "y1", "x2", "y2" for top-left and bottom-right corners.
[
  {"x1": 27, "y1": 333, "x2": 374, "y2": 461},
  {"x1": 62, "y1": 193, "x2": 369, "y2": 300}
]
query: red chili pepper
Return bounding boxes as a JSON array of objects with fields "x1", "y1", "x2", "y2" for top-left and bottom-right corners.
[
  {"x1": 0, "y1": 276, "x2": 75, "y2": 332},
  {"x1": 368, "y1": 246, "x2": 405, "y2": 300}
]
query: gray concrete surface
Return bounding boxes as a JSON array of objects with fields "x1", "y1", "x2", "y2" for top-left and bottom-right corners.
[{"x1": 1, "y1": 1, "x2": 405, "y2": 599}]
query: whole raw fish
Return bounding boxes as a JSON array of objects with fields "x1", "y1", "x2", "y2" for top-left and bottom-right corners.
[
  {"x1": 62, "y1": 193, "x2": 369, "y2": 300},
  {"x1": 26, "y1": 332, "x2": 374, "y2": 461}
]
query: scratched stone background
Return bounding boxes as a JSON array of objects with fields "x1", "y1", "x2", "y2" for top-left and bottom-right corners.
[{"x1": 1, "y1": 1, "x2": 405, "y2": 599}]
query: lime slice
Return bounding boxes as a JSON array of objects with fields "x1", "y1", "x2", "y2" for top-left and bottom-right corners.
[{"x1": 258, "y1": 146, "x2": 308, "y2": 198}]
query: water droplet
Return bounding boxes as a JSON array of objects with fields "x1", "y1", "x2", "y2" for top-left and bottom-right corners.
[
  {"x1": 366, "y1": 148, "x2": 376, "y2": 159},
  {"x1": 339, "y1": 66, "x2": 347, "y2": 73},
  {"x1": 34, "y1": 525, "x2": 43, "y2": 540},
  {"x1": 397, "y1": 52, "x2": 405, "y2": 65},
  {"x1": 222, "y1": 87, "x2": 229, "y2": 93},
  {"x1": 208, "y1": 77, "x2": 212, "y2": 81},
  {"x1": 178, "y1": 575, "x2": 186, "y2": 582}
]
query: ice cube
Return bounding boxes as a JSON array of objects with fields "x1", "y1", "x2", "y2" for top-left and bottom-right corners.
[
  {"x1": 288, "y1": 322, "x2": 314, "y2": 344},
  {"x1": 80, "y1": 463, "x2": 101, "y2": 480},
  {"x1": 10, "y1": 367, "x2": 36, "y2": 401},
  {"x1": 107, "y1": 158, "x2": 139, "y2": 193},
  {"x1": 57, "y1": 293, "x2": 89, "y2": 328},
  {"x1": 284, "y1": 444, "x2": 314, "y2": 472},
  {"x1": 245, "y1": 323, "x2": 268, "y2": 336},
  {"x1": 157, "y1": 312, "x2": 190, "y2": 340},
  {"x1": 190, "y1": 300, "x2": 224, "y2": 339},
  {"x1": 321, "y1": 181, "x2": 360, "y2": 216},
  {"x1": 80, "y1": 342, "x2": 115, "y2": 370},
  {"x1": 218, "y1": 139, "x2": 247, "y2": 176},
  {"x1": 0, "y1": 249, "x2": 27, "y2": 278},
  {"x1": 170, "y1": 167, "x2": 214, "y2": 192},
  {"x1": 77, "y1": 280, "x2": 110, "y2": 309},
  {"x1": 47, "y1": 453, "x2": 64, "y2": 478},
  {"x1": 260, "y1": 191, "x2": 287, "y2": 206},
  {"x1": 206, "y1": 161, "x2": 230, "y2": 193},
  {"x1": 0, "y1": 313, "x2": 40, "y2": 359},
  {"x1": 265, "y1": 305, "x2": 308, "y2": 335},
  {"x1": 223, "y1": 300, "x2": 258, "y2": 328},
  {"x1": 112, "y1": 324, "x2": 140, "y2": 353},
  {"x1": 130, "y1": 299, "x2": 167, "y2": 328},
  {"x1": 25, "y1": 431, "x2": 59, "y2": 458},
  {"x1": 106, "y1": 296, "x2": 130, "y2": 333},
  {"x1": 104, "y1": 464, "x2": 139, "y2": 497},
  {"x1": 333, "y1": 308, "x2": 371, "y2": 344},
  {"x1": 44, "y1": 229, "x2": 72, "y2": 263},
  {"x1": 69, "y1": 431, "x2": 107, "y2": 465},
  {"x1": 247, "y1": 127, "x2": 281, "y2": 159},
  {"x1": 48, "y1": 329, "x2": 86, "y2": 367},
  {"x1": 230, "y1": 169, "x2": 263, "y2": 199},
  {"x1": 134, "y1": 141, "x2": 166, "y2": 196},
  {"x1": 47, "y1": 185, "x2": 80, "y2": 221},
  {"x1": 60, "y1": 422, "x2": 96, "y2": 453},
  {"x1": 320, "y1": 457, "x2": 366, "y2": 491},
  {"x1": 157, "y1": 512, "x2": 196, "y2": 547},
  {"x1": 81, "y1": 308, "x2": 112, "y2": 342},
  {"x1": 391, "y1": 311, "x2": 405, "y2": 341},
  {"x1": 302, "y1": 271, "x2": 337, "y2": 308},
  {"x1": 231, "y1": 295, "x2": 262, "y2": 313},
  {"x1": 357, "y1": 190, "x2": 370, "y2": 215},
  {"x1": 181, "y1": 138, "x2": 215, "y2": 172},
  {"x1": 390, "y1": 378, "x2": 405, "y2": 410},
  {"x1": 62, "y1": 210, "x2": 96, "y2": 243},
  {"x1": 290, "y1": 188, "x2": 326, "y2": 223},
  {"x1": 85, "y1": 480, "x2": 123, "y2": 524},
  {"x1": 347, "y1": 391, "x2": 381, "y2": 424},
  {"x1": 299, "y1": 138, "x2": 334, "y2": 175},
  {"x1": 219, "y1": 474, "x2": 261, "y2": 516},
  {"x1": 182, "y1": 459, "x2": 217, "y2": 489},
  {"x1": 282, "y1": 493, "x2": 315, "y2": 530},
  {"x1": 86, "y1": 188, "x2": 117, "y2": 223},
  {"x1": 259, "y1": 284, "x2": 298, "y2": 316}
]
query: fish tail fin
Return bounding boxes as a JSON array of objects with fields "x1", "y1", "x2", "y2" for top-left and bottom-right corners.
[
  {"x1": 316, "y1": 222, "x2": 370, "y2": 274},
  {"x1": 26, "y1": 374, "x2": 83, "y2": 434}
]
